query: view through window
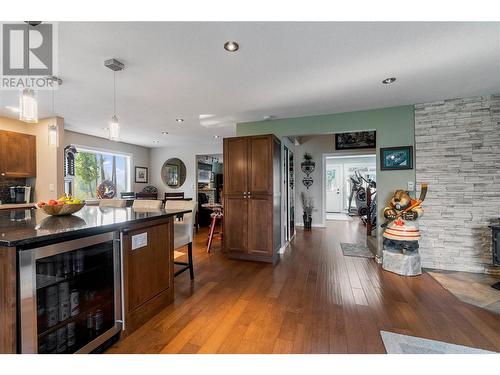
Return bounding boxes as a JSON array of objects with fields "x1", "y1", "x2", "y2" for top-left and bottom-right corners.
[{"x1": 74, "y1": 147, "x2": 131, "y2": 199}]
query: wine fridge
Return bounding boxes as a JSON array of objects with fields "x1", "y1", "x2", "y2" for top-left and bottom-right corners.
[{"x1": 18, "y1": 232, "x2": 122, "y2": 353}]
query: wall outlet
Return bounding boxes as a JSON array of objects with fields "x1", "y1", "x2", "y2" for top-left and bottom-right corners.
[{"x1": 407, "y1": 181, "x2": 415, "y2": 191}]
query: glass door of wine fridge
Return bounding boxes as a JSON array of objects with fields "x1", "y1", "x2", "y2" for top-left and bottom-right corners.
[{"x1": 19, "y1": 232, "x2": 122, "y2": 353}]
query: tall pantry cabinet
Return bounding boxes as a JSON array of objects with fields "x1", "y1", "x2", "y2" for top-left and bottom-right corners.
[{"x1": 223, "y1": 134, "x2": 281, "y2": 264}]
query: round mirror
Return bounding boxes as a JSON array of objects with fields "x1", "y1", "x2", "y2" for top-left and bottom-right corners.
[{"x1": 161, "y1": 158, "x2": 187, "y2": 189}]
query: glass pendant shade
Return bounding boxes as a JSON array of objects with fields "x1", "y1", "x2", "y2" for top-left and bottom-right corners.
[
  {"x1": 19, "y1": 88, "x2": 38, "y2": 123},
  {"x1": 48, "y1": 123, "x2": 58, "y2": 147},
  {"x1": 109, "y1": 115, "x2": 120, "y2": 141}
]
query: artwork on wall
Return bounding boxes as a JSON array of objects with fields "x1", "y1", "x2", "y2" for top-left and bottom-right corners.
[
  {"x1": 135, "y1": 166, "x2": 149, "y2": 183},
  {"x1": 301, "y1": 152, "x2": 315, "y2": 189},
  {"x1": 335, "y1": 131, "x2": 376, "y2": 150},
  {"x1": 161, "y1": 158, "x2": 187, "y2": 189},
  {"x1": 380, "y1": 146, "x2": 413, "y2": 170}
]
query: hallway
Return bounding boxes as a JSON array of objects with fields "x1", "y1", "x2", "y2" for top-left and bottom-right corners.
[{"x1": 108, "y1": 220, "x2": 500, "y2": 354}]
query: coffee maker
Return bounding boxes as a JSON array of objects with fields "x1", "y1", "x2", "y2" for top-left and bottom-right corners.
[{"x1": 9, "y1": 186, "x2": 32, "y2": 203}]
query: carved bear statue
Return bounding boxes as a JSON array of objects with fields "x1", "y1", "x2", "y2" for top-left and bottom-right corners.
[{"x1": 383, "y1": 190, "x2": 423, "y2": 254}]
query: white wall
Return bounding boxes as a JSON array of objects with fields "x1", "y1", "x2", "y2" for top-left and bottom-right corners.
[
  {"x1": 150, "y1": 143, "x2": 223, "y2": 199},
  {"x1": 64, "y1": 130, "x2": 151, "y2": 192},
  {"x1": 295, "y1": 135, "x2": 376, "y2": 227}
]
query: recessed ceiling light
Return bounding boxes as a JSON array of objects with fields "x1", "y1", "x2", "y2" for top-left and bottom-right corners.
[
  {"x1": 176, "y1": 118, "x2": 184, "y2": 123},
  {"x1": 153, "y1": 140, "x2": 160, "y2": 143},
  {"x1": 213, "y1": 135, "x2": 220, "y2": 139},
  {"x1": 224, "y1": 41, "x2": 239, "y2": 52},
  {"x1": 382, "y1": 77, "x2": 397, "y2": 84},
  {"x1": 161, "y1": 131, "x2": 168, "y2": 135}
]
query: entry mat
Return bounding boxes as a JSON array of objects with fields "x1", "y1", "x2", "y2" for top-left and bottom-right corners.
[
  {"x1": 380, "y1": 331, "x2": 496, "y2": 354},
  {"x1": 340, "y1": 242, "x2": 374, "y2": 258}
]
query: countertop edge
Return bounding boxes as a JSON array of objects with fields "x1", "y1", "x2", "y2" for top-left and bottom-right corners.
[{"x1": 0, "y1": 209, "x2": 191, "y2": 248}]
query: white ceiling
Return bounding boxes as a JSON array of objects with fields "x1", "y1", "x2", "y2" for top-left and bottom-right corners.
[{"x1": 1, "y1": 22, "x2": 499, "y2": 148}]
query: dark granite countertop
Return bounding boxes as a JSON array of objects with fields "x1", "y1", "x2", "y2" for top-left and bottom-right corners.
[{"x1": 0, "y1": 206, "x2": 190, "y2": 248}]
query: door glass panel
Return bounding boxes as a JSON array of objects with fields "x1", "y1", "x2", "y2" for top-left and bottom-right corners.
[{"x1": 35, "y1": 241, "x2": 115, "y2": 354}]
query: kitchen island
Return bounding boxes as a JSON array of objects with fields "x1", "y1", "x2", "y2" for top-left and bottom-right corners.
[{"x1": 0, "y1": 205, "x2": 190, "y2": 354}]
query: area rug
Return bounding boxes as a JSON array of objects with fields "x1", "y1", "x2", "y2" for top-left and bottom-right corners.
[
  {"x1": 340, "y1": 242, "x2": 374, "y2": 258},
  {"x1": 326, "y1": 213, "x2": 353, "y2": 221},
  {"x1": 380, "y1": 331, "x2": 496, "y2": 354}
]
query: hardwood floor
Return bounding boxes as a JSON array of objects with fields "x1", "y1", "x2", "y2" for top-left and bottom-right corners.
[{"x1": 108, "y1": 219, "x2": 500, "y2": 354}]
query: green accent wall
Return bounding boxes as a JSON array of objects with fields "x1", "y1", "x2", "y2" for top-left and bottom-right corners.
[{"x1": 236, "y1": 105, "x2": 416, "y2": 257}]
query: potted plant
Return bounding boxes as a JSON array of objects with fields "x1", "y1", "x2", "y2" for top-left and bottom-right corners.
[{"x1": 300, "y1": 191, "x2": 314, "y2": 230}]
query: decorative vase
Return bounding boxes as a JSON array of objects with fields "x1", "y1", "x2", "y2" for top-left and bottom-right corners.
[{"x1": 303, "y1": 213, "x2": 312, "y2": 230}]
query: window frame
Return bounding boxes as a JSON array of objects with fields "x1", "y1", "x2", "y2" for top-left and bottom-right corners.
[{"x1": 73, "y1": 144, "x2": 132, "y2": 199}]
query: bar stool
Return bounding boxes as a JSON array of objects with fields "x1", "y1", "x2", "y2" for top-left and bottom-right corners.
[
  {"x1": 165, "y1": 200, "x2": 197, "y2": 280},
  {"x1": 207, "y1": 208, "x2": 223, "y2": 253}
]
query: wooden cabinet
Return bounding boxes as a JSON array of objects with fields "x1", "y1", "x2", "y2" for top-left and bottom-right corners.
[
  {"x1": 0, "y1": 130, "x2": 36, "y2": 178},
  {"x1": 121, "y1": 218, "x2": 174, "y2": 334},
  {"x1": 223, "y1": 134, "x2": 281, "y2": 264}
]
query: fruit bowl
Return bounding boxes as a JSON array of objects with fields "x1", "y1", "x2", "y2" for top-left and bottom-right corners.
[{"x1": 40, "y1": 203, "x2": 86, "y2": 216}]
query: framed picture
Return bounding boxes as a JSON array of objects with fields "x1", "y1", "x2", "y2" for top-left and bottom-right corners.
[
  {"x1": 135, "y1": 166, "x2": 149, "y2": 183},
  {"x1": 380, "y1": 146, "x2": 413, "y2": 170},
  {"x1": 335, "y1": 131, "x2": 376, "y2": 150}
]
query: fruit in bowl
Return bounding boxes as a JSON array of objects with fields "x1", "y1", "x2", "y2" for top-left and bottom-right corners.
[{"x1": 37, "y1": 195, "x2": 86, "y2": 216}]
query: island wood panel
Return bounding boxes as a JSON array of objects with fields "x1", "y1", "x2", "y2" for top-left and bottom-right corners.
[
  {"x1": 0, "y1": 247, "x2": 16, "y2": 353},
  {"x1": 0, "y1": 130, "x2": 36, "y2": 178},
  {"x1": 121, "y1": 217, "x2": 174, "y2": 336}
]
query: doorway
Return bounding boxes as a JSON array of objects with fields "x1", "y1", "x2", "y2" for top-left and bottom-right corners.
[
  {"x1": 325, "y1": 164, "x2": 343, "y2": 213},
  {"x1": 196, "y1": 153, "x2": 223, "y2": 228},
  {"x1": 324, "y1": 154, "x2": 376, "y2": 221},
  {"x1": 283, "y1": 146, "x2": 295, "y2": 243}
]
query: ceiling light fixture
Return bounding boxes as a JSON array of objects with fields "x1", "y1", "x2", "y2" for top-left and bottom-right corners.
[
  {"x1": 213, "y1": 135, "x2": 220, "y2": 139},
  {"x1": 161, "y1": 131, "x2": 168, "y2": 135},
  {"x1": 6, "y1": 106, "x2": 20, "y2": 113},
  {"x1": 19, "y1": 88, "x2": 38, "y2": 123},
  {"x1": 175, "y1": 118, "x2": 184, "y2": 123},
  {"x1": 46, "y1": 76, "x2": 62, "y2": 147},
  {"x1": 19, "y1": 22, "x2": 39, "y2": 123},
  {"x1": 105, "y1": 58, "x2": 124, "y2": 141},
  {"x1": 382, "y1": 77, "x2": 397, "y2": 84},
  {"x1": 224, "y1": 41, "x2": 239, "y2": 52},
  {"x1": 153, "y1": 140, "x2": 160, "y2": 144}
]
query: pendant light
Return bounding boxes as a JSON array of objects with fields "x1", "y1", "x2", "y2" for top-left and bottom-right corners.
[
  {"x1": 47, "y1": 76, "x2": 62, "y2": 147},
  {"x1": 104, "y1": 58, "x2": 124, "y2": 141},
  {"x1": 20, "y1": 22, "x2": 39, "y2": 123}
]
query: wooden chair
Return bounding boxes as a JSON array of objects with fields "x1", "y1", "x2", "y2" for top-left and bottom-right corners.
[
  {"x1": 135, "y1": 192, "x2": 158, "y2": 200},
  {"x1": 99, "y1": 199, "x2": 127, "y2": 208},
  {"x1": 164, "y1": 192, "x2": 185, "y2": 200},
  {"x1": 165, "y1": 200, "x2": 197, "y2": 280},
  {"x1": 132, "y1": 199, "x2": 163, "y2": 210}
]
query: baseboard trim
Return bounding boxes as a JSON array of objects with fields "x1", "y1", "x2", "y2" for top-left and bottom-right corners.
[{"x1": 296, "y1": 223, "x2": 326, "y2": 228}]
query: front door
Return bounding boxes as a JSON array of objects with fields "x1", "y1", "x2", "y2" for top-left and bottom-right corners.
[{"x1": 326, "y1": 164, "x2": 343, "y2": 213}]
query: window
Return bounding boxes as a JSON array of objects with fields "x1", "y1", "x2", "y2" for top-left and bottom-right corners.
[{"x1": 73, "y1": 147, "x2": 131, "y2": 199}]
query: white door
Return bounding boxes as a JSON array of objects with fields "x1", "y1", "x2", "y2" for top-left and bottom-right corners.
[{"x1": 326, "y1": 165, "x2": 343, "y2": 213}]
